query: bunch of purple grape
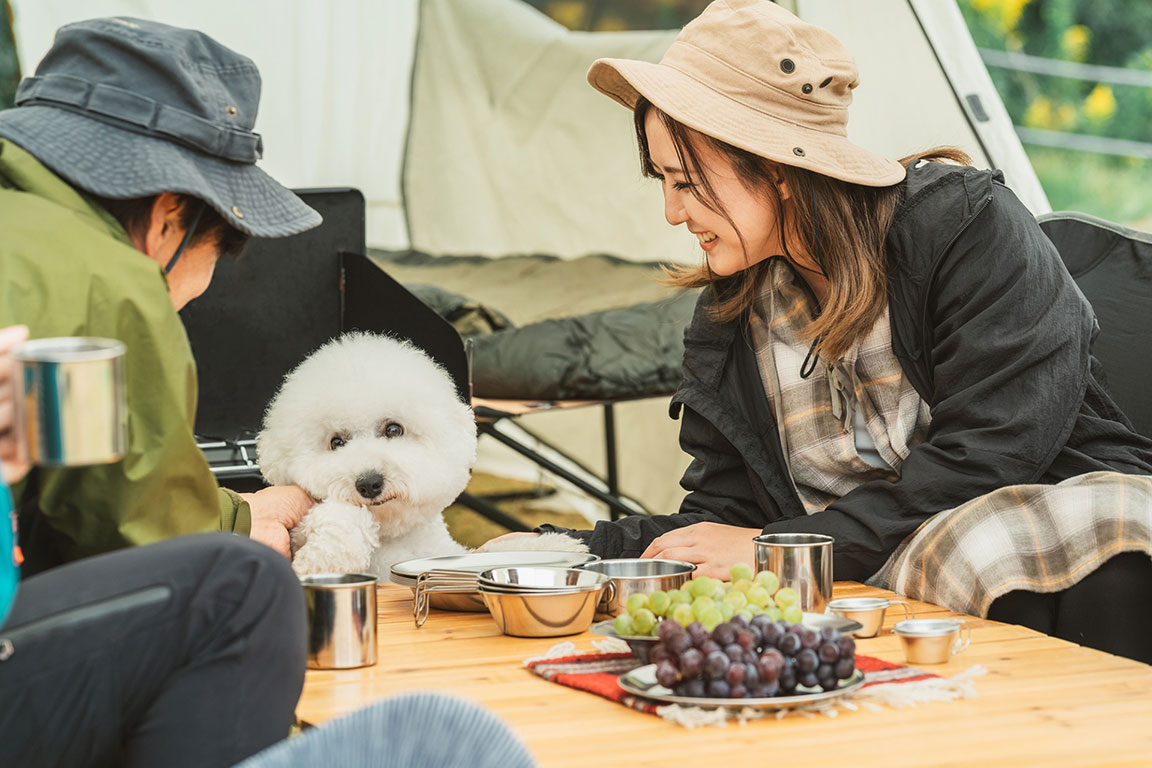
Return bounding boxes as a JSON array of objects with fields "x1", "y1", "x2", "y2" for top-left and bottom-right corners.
[{"x1": 649, "y1": 614, "x2": 857, "y2": 699}]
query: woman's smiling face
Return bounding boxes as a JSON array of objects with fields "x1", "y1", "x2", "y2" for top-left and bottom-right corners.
[{"x1": 644, "y1": 109, "x2": 786, "y2": 277}]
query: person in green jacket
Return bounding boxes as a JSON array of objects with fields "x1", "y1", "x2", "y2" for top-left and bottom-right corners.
[{"x1": 0, "y1": 16, "x2": 322, "y2": 569}]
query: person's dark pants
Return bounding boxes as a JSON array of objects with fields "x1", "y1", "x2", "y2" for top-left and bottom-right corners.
[
  {"x1": 0, "y1": 533, "x2": 307, "y2": 768},
  {"x1": 987, "y1": 551, "x2": 1152, "y2": 664}
]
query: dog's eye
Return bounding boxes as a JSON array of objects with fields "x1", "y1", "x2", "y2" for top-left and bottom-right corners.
[
  {"x1": 383, "y1": 423, "x2": 404, "y2": 439},
  {"x1": 329, "y1": 436, "x2": 346, "y2": 450}
]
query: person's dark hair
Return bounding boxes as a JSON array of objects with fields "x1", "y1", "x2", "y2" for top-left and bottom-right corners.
[
  {"x1": 634, "y1": 96, "x2": 971, "y2": 362},
  {"x1": 90, "y1": 194, "x2": 250, "y2": 259}
]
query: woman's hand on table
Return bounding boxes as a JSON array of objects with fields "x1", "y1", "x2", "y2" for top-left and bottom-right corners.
[
  {"x1": 0, "y1": 325, "x2": 31, "y2": 485},
  {"x1": 641, "y1": 522, "x2": 761, "y2": 579}
]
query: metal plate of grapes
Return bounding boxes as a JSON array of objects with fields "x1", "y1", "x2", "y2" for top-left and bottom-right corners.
[{"x1": 618, "y1": 665, "x2": 866, "y2": 709}]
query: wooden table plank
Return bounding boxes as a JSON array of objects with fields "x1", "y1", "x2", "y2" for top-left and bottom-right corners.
[{"x1": 297, "y1": 582, "x2": 1152, "y2": 767}]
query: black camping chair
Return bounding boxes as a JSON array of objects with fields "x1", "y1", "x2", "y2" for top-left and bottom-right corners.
[
  {"x1": 1038, "y1": 211, "x2": 1152, "y2": 439},
  {"x1": 180, "y1": 189, "x2": 470, "y2": 484}
]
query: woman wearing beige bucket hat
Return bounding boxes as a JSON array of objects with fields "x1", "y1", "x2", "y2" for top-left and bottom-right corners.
[{"x1": 498, "y1": 0, "x2": 1152, "y2": 662}]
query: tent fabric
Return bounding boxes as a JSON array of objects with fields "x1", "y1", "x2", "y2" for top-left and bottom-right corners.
[
  {"x1": 371, "y1": 249, "x2": 678, "y2": 326},
  {"x1": 12, "y1": 0, "x2": 1048, "y2": 258},
  {"x1": 403, "y1": 0, "x2": 683, "y2": 262},
  {"x1": 1038, "y1": 212, "x2": 1152, "y2": 439},
  {"x1": 403, "y1": 0, "x2": 1049, "y2": 262}
]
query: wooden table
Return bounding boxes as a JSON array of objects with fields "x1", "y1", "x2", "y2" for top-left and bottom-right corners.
[{"x1": 297, "y1": 582, "x2": 1152, "y2": 767}]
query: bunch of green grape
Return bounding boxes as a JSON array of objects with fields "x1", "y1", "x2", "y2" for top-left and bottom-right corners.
[{"x1": 612, "y1": 563, "x2": 804, "y2": 637}]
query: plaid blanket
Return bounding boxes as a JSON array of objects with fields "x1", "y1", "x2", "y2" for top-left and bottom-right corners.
[
  {"x1": 871, "y1": 471, "x2": 1152, "y2": 615},
  {"x1": 753, "y1": 260, "x2": 1152, "y2": 616}
]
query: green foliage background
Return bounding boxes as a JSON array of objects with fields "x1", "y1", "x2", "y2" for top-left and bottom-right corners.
[{"x1": 957, "y1": 0, "x2": 1152, "y2": 229}]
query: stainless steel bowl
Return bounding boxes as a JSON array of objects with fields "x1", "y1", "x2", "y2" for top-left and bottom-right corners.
[
  {"x1": 392, "y1": 551, "x2": 600, "y2": 613},
  {"x1": 478, "y1": 584, "x2": 606, "y2": 637},
  {"x1": 576, "y1": 558, "x2": 697, "y2": 619},
  {"x1": 478, "y1": 567, "x2": 610, "y2": 591}
]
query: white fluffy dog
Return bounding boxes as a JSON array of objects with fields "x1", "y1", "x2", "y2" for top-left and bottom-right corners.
[{"x1": 258, "y1": 332, "x2": 584, "y2": 577}]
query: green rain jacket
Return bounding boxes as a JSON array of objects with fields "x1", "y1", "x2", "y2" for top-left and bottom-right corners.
[{"x1": 0, "y1": 139, "x2": 250, "y2": 568}]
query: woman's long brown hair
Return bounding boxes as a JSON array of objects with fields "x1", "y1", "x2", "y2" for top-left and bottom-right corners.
[{"x1": 635, "y1": 97, "x2": 970, "y2": 362}]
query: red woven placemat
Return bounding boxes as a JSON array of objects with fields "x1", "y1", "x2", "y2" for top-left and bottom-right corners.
[{"x1": 525, "y1": 651, "x2": 938, "y2": 715}]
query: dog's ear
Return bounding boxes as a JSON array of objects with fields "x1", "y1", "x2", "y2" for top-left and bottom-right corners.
[{"x1": 255, "y1": 428, "x2": 289, "y2": 486}]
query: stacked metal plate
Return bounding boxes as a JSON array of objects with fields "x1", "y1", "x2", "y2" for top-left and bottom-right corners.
[{"x1": 391, "y1": 551, "x2": 599, "y2": 625}]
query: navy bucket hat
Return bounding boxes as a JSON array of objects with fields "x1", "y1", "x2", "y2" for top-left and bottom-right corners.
[{"x1": 0, "y1": 17, "x2": 320, "y2": 237}]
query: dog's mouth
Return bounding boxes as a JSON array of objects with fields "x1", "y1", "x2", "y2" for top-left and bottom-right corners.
[{"x1": 365, "y1": 492, "x2": 400, "y2": 508}]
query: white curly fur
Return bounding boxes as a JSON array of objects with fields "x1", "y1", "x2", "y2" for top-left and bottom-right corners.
[{"x1": 257, "y1": 332, "x2": 586, "y2": 578}]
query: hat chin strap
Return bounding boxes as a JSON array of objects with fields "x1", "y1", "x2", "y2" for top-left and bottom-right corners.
[{"x1": 164, "y1": 201, "x2": 205, "y2": 274}]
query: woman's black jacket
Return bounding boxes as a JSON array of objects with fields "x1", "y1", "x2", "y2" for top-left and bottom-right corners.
[{"x1": 540, "y1": 162, "x2": 1152, "y2": 580}]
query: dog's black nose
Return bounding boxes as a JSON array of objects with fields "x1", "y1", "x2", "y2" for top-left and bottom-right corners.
[{"x1": 355, "y1": 472, "x2": 385, "y2": 499}]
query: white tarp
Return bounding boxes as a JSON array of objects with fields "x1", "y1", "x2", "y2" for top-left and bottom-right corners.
[
  {"x1": 12, "y1": 0, "x2": 1048, "y2": 263},
  {"x1": 405, "y1": 0, "x2": 1048, "y2": 262}
]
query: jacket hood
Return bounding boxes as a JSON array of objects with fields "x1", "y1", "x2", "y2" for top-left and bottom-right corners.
[{"x1": 0, "y1": 138, "x2": 132, "y2": 246}]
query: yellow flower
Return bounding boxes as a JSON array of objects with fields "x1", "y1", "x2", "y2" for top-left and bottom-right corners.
[
  {"x1": 1024, "y1": 96, "x2": 1054, "y2": 129},
  {"x1": 1062, "y1": 25, "x2": 1091, "y2": 62},
  {"x1": 1083, "y1": 84, "x2": 1117, "y2": 123},
  {"x1": 1056, "y1": 103, "x2": 1078, "y2": 130},
  {"x1": 1000, "y1": 0, "x2": 1034, "y2": 30}
]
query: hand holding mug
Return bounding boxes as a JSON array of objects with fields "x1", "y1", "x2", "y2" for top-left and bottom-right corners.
[{"x1": 0, "y1": 326, "x2": 31, "y2": 484}]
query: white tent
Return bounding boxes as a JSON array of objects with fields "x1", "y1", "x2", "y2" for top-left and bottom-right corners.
[
  {"x1": 12, "y1": 0, "x2": 1047, "y2": 263},
  {"x1": 8, "y1": 0, "x2": 1051, "y2": 519}
]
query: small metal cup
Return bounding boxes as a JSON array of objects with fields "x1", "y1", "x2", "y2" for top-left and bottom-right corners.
[
  {"x1": 13, "y1": 337, "x2": 126, "y2": 466},
  {"x1": 826, "y1": 596, "x2": 914, "y2": 638},
  {"x1": 892, "y1": 619, "x2": 970, "y2": 665},
  {"x1": 301, "y1": 573, "x2": 378, "y2": 669},
  {"x1": 753, "y1": 533, "x2": 834, "y2": 612}
]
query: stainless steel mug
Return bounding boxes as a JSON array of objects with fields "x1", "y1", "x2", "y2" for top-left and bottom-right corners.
[
  {"x1": 301, "y1": 573, "x2": 378, "y2": 669},
  {"x1": 13, "y1": 337, "x2": 126, "y2": 466},
  {"x1": 892, "y1": 619, "x2": 970, "y2": 664},
  {"x1": 753, "y1": 533, "x2": 834, "y2": 612},
  {"x1": 826, "y1": 596, "x2": 914, "y2": 638}
]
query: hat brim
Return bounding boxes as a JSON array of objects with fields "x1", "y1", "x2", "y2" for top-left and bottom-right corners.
[
  {"x1": 0, "y1": 106, "x2": 321, "y2": 237},
  {"x1": 588, "y1": 58, "x2": 905, "y2": 188}
]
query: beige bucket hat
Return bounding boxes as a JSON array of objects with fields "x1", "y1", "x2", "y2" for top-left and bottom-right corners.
[{"x1": 587, "y1": 0, "x2": 905, "y2": 187}]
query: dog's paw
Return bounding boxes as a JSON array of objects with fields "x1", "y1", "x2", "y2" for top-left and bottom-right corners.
[
  {"x1": 482, "y1": 531, "x2": 589, "y2": 554},
  {"x1": 291, "y1": 545, "x2": 328, "y2": 577}
]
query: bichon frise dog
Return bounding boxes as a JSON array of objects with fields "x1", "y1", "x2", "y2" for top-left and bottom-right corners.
[{"x1": 258, "y1": 332, "x2": 584, "y2": 577}]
